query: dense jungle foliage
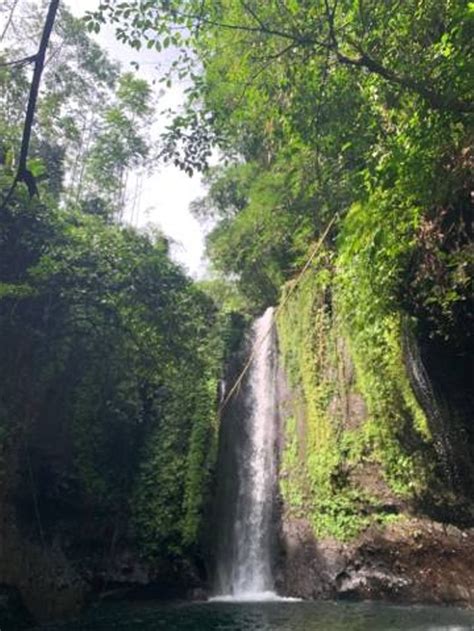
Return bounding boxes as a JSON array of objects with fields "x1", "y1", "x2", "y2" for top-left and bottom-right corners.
[
  {"x1": 0, "y1": 0, "x2": 472, "y2": 577},
  {"x1": 88, "y1": 0, "x2": 473, "y2": 534},
  {"x1": 89, "y1": 0, "x2": 472, "y2": 322},
  {"x1": 0, "y1": 2, "x2": 234, "y2": 565}
]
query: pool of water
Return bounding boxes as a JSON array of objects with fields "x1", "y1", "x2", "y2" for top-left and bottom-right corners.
[{"x1": 35, "y1": 600, "x2": 474, "y2": 630}]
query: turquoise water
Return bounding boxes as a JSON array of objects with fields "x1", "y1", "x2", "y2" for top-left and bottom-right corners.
[{"x1": 36, "y1": 600, "x2": 474, "y2": 630}]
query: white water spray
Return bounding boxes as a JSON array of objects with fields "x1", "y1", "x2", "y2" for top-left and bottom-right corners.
[{"x1": 213, "y1": 307, "x2": 289, "y2": 601}]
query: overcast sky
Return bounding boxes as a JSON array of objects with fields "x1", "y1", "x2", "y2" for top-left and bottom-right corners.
[{"x1": 71, "y1": 0, "x2": 209, "y2": 277}]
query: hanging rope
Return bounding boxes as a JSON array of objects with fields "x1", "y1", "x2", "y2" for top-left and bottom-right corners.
[{"x1": 218, "y1": 212, "x2": 339, "y2": 414}]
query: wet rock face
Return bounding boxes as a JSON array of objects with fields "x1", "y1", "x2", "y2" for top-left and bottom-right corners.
[
  {"x1": 0, "y1": 434, "x2": 208, "y2": 626},
  {"x1": 275, "y1": 518, "x2": 344, "y2": 599},
  {"x1": 403, "y1": 326, "x2": 474, "y2": 497},
  {"x1": 275, "y1": 313, "x2": 474, "y2": 607},
  {"x1": 0, "y1": 455, "x2": 86, "y2": 626},
  {"x1": 0, "y1": 493, "x2": 206, "y2": 626},
  {"x1": 278, "y1": 515, "x2": 474, "y2": 607}
]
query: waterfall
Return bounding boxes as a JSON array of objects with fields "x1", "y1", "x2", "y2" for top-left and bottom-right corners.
[
  {"x1": 402, "y1": 324, "x2": 460, "y2": 490},
  {"x1": 213, "y1": 307, "x2": 280, "y2": 599}
]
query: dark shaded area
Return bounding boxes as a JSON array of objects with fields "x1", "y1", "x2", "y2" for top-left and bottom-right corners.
[
  {"x1": 404, "y1": 325, "x2": 474, "y2": 509},
  {"x1": 0, "y1": 584, "x2": 34, "y2": 631}
]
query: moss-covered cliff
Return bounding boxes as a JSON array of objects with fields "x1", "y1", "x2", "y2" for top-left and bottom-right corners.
[
  {"x1": 277, "y1": 201, "x2": 473, "y2": 537},
  {"x1": 274, "y1": 204, "x2": 474, "y2": 604}
]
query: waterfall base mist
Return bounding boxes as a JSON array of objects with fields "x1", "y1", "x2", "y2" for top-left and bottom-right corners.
[{"x1": 208, "y1": 591, "x2": 301, "y2": 603}]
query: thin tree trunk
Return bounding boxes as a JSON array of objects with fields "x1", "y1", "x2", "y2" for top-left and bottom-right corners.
[
  {"x1": 0, "y1": 0, "x2": 20, "y2": 43},
  {"x1": 1, "y1": 0, "x2": 60, "y2": 209}
]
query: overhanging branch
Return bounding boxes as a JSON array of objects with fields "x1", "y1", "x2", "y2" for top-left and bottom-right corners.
[{"x1": 182, "y1": 3, "x2": 473, "y2": 115}]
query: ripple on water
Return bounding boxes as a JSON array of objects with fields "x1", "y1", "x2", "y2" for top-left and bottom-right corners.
[{"x1": 36, "y1": 600, "x2": 474, "y2": 631}]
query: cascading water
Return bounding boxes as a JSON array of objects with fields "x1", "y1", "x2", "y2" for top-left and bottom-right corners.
[
  {"x1": 213, "y1": 307, "x2": 280, "y2": 600},
  {"x1": 402, "y1": 324, "x2": 460, "y2": 490}
]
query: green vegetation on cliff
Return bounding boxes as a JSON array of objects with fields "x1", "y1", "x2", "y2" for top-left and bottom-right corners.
[
  {"x1": 276, "y1": 254, "x2": 432, "y2": 540},
  {"x1": 92, "y1": 0, "x2": 473, "y2": 536}
]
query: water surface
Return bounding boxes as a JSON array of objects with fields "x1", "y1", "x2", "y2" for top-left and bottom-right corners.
[{"x1": 37, "y1": 600, "x2": 474, "y2": 630}]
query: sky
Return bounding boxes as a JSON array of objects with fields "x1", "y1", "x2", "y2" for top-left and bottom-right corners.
[
  {"x1": 6, "y1": 0, "x2": 210, "y2": 277},
  {"x1": 71, "y1": 1, "x2": 209, "y2": 278}
]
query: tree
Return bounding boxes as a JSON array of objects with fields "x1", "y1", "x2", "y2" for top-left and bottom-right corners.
[
  {"x1": 82, "y1": 73, "x2": 154, "y2": 216},
  {"x1": 87, "y1": 1, "x2": 473, "y2": 115},
  {"x1": 0, "y1": 1, "x2": 226, "y2": 569},
  {"x1": 1, "y1": 0, "x2": 59, "y2": 206},
  {"x1": 1, "y1": 3, "x2": 155, "y2": 218}
]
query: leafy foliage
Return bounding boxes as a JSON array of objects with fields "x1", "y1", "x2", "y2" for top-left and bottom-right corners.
[
  {"x1": 0, "y1": 3, "x2": 155, "y2": 217},
  {"x1": 277, "y1": 258, "x2": 429, "y2": 540},
  {"x1": 88, "y1": 0, "x2": 472, "y2": 316},
  {"x1": 0, "y1": 4, "x2": 226, "y2": 567},
  {"x1": 0, "y1": 179, "x2": 224, "y2": 556}
]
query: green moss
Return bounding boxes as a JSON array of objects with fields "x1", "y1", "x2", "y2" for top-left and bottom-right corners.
[
  {"x1": 131, "y1": 370, "x2": 220, "y2": 559},
  {"x1": 277, "y1": 255, "x2": 375, "y2": 541},
  {"x1": 336, "y1": 194, "x2": 436, "y2": 496},
  {"x1": 277, "y1": 216, "x2": 440, "y2": 540},
  {"x1": 181, "y1": 376, "x2": 219, "y2": 549},
  {"x1": 280, "y1": 416, "x2": 306, "y2": 515}
]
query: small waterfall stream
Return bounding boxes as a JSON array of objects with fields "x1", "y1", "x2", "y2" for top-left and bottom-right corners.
[
  {"x1": 402, "y1": 324, "x2": 461, "y2": 490},
  {"x1": 213, "y1": 307, "x2": 280, "y2": 600}
]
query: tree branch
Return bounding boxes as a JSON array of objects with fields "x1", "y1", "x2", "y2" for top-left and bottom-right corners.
[
  {"x1": 104, "y1": 2, "x2": 473, "y2": 115},
  {"x1": 323, "y1": 0, "x2": 472, "y2": 113},
  {"x1": 200, "y1": 7, "x2": 472, "y2": 113},
  {"x1": 1, "y1": 0, "x2": 60, "y2": 209},
  {"x1": 336, "y1": 50, "x2": 474, "y2": 113},
  {"x1": 0, "y1": 54, "x2": 36, "y2": 68},
  {"x1": 176, "y1": 9, "x2": 319, "y2": 46},
  {"x1": 0, "y1": 0, "x2": 20, "y2": 42}
]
